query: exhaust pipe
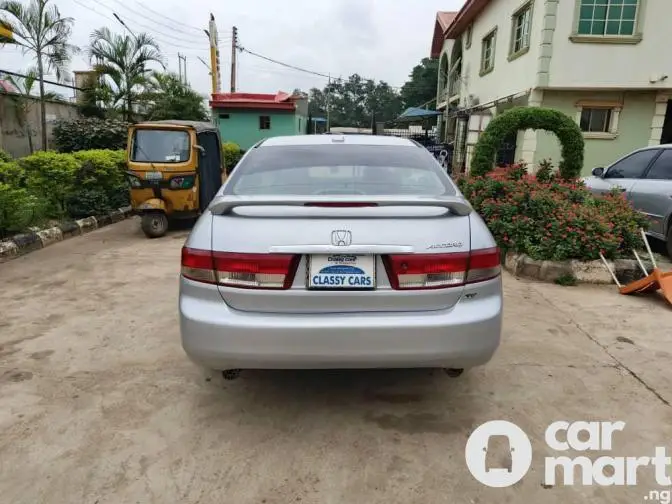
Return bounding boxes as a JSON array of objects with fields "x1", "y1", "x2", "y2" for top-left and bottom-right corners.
[
  {"x1": 222, "y1": 369, "x2": 241, "y2": 380},
  {"x1": 444, "y1": 368, "x2": 464, "y2": 378}
]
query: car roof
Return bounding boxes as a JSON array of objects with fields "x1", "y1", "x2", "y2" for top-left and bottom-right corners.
[
  {"x1": 259, "y1": 134, "x2": 418, "y2": 147},
  {"x1": 637, "y1": 144, "x2": 672, "y2": 151}
]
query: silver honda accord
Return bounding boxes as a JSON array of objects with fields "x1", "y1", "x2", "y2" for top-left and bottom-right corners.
[{"x1": 179, "y1": 134, "x2": 503, "y2": 374}]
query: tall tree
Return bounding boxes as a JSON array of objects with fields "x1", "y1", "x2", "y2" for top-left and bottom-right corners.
[
  {"x1": 400, "y1": 57, "x2": 439, "y2": 109},
  {"x1": 0, "y1": 0, "x2": 77, "y2": 150},
  {"x1": 308, "y1": 75, "x2": 403, "y2": 128},
  {"x1": 88, "y1": 27, "x2": 163, "y2": 121},
  {"x1": 143, "y1": 71, "x2": 208, "y2": 121},
  {"x1": 0, "y1": 68, "x2": 62, "y2": 153}
]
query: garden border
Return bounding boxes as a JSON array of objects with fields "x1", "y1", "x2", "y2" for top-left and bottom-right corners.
[
  {"x1": 0, "y1": 206, "x2": 133, "y2": 264},
  {"x1": 503, "y1": 251, "x2": 654, "y2": 285}
]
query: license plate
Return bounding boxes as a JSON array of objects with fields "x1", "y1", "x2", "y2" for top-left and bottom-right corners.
[
  {"x1": 145, "y1": 171, "x2": 163, "y2": 181},
  {"x1": 308, "y1": 254, "x2": 376, "y2": 289}
]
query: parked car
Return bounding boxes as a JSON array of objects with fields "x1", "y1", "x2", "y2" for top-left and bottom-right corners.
[
  {"x1": 582, "y1": 144, "x2": 672, "y2": 257},
  {"x1": 179, "y1": 134, "x2": 503, "y2": 378}
]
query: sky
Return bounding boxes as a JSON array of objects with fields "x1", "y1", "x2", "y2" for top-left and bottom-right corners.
[{"x1": 1, "y1": 0, "x2": 464, "y2": 101}]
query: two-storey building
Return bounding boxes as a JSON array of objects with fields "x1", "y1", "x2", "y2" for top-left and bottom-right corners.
[{"x1": 431, "y1": 0, "x2": 672, "y2": 174}]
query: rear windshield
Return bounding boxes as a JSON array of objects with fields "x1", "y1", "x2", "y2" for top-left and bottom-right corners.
[
  {"x1": 224, "y1": 144, "x2": 455, "y2": 196},
  {"x1": 131, "y1": 129, "x2": 190, "y2": 163}
]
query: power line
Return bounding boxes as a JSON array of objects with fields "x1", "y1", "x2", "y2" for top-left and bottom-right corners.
[
  {"x1": 106, "y1": 0, "x2": 213, "y2": 40},
  {"x1": 71, "y1": 0, "x2": 206, "y2": 52},
  {"x1": 0, "y1": 69, "x2": 87, "y2": 90},
  {"x1": 238, "y1": 45, "x2": 406, "y2": 90},
  {"x1": 92, "y1": 1, "x2": 205, "y2": 48},
  {"x1": 129, "y1": 0, "x2": 205, "y2": 34}
]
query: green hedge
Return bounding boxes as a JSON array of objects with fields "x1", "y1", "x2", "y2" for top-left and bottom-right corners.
[
  {"x1": 471, "y1": 107, "x2": 585, "y2": 180},
  {"x1": 67, "y1": 150, "x2": 129, "y2": 217},
  {"x1": 1, "y1": 149, "x2": 129, "y2": 237},
  {"x1": 20, "y1": 151, "x2": 80, "y2": 216},
  {"x1": 0, "y1": 183, "x2": 44, "y2": 237},
  {"x1": 53, "y1": 118, "x2": 130, "y2": 153},
  {"x1": 222, "y1": 142, "x2": 243, "y2": 173}
]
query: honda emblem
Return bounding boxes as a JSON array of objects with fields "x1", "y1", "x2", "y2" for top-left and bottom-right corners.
[{"x1": 331, "y1": 230, "x2": 352, "y2": 247}]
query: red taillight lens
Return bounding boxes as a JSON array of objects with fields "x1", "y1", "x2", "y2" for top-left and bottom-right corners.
[
  {"x1": 213, "y1": 252, "x2": 299, "y2": 289},
  {"x1": 384, "y1": 252, "x2": 469, "y2": 290},
  {"x1": 303, "y1": 202, "x2": 378, "y2": 207},
  {"x1": 181, "y1": 247, "x2": 298, "y2": 289},
  {"x1": 384, "y1": 247, "x2": 500, "y2": 290},
  {"x1": 181, "y1": 247, "x2": 216, "y2": 284},
  {"x1": 466, "y1": 247, "x2": 501, "y2": 284}
]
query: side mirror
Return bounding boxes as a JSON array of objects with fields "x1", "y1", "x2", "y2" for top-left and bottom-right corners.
[{"x1": 592, "y1": 167, "x2": 605, "y2": 177}]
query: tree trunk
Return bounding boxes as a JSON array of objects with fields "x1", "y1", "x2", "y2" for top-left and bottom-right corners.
[
  {"x1": 126, "y1": 74, "x2": 132, "y2": 122},
  {"x1": 37, "y1": 51, "x2": 48, "y2": 151},
  {"x1": 26, "y1": 125, "x2": 34, "y2": 154}
]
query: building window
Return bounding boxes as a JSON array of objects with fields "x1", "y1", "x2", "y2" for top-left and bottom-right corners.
[
  {"x1": 465, "y1": 24, "x2": 473, "y2": 49},
  {"x1": 580, "y1": 108, "x2": 613, "y2": 132},
  {"x1": 576, "y1": 103, "x2": 622, "y2": 138},
  {"x1": 577, "y1": 0, "x2": 639, "y2": 37},
  {"x1": 220, "y1": 114, "x2": 230, "y2": 119},
  {"x1": 511, "y1": 3, "x2": 532, "y2": 55},
  {"x1": 259, "y1": 115, "x2": 271, "y2": 130},
  {"x1": 480, "y1": 28, "x2": 497, "y2": 76}
]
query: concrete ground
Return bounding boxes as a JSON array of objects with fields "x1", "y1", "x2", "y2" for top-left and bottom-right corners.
[{"x1": 1, "y1": 218, "x2": 672, "y2": 503}]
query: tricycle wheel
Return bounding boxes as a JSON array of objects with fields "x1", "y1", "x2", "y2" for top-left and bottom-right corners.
[{"x1": 141, "y1": 212, "x2": 168, "y2": 238}]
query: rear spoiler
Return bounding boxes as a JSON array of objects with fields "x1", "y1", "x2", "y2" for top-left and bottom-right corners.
[{"x1": 209, "y1": 195, "x2": 473, "y2": 216}]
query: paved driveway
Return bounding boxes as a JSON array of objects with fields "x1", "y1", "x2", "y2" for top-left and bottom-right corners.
[{"x1": 1, "y1": 218, "x2": 672, "y2": 503}]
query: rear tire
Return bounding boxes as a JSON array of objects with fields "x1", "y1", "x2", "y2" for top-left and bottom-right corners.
[
  {"x1": 141, "y1": 212, "x2": 168, "y2": 238},
  {"x1": 667, "y1": 226, "x2": 672, "y2": 259}
]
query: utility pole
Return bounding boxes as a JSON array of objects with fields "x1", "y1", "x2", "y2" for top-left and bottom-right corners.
[
  {"x1": 206, "y1": 14, "x2": 221, "y2": 94},
  {"x1": 178, "y1": 54, "x2": 188, "y2": 85},
  {"x1": 326, "y1": 74, "x2": 331, "y2": 132},
  {"x1": 231, "y1": 26, "x2": 238, "y2": 92}
]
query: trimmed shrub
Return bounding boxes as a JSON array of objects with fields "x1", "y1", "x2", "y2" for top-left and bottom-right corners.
[
  {"x1": 19, "y1": 151, "x2": 79, "y2": 216},
  {"x1": 66, "y1": 150, "x2": 129, "y2": 218},
  {"x1": 0, "y1": 149, "x2": 12, "y2": 162},
  {"x1": 0, "y1": 161, "x2": 25, "y2": 187},
  {"x1": 456, "y1": 164, "x2": 648, "y2": 261},
  {"x1": 471, "y1": 107, "x2": 585, "y2": 180},
  {"x1": 0, "y1": 183, "x2": 44, "y2": 238},
  {"x1": 53, "y1": 117, "x2": 130, "y2": 153},
  {"x1": 222, "y1": 142, "x2": 243, "y2": 173}
]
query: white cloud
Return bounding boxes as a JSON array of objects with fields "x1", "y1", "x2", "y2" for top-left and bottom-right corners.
[{"x1": 1, "y1": 0, "x2": 464, "y2": 98}]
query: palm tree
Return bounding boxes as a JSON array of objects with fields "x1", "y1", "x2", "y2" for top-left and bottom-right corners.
[
  {"x1": 142, "y1": 71, "x2": 208, "y2": 121},
  {"x1": 0, "y1": 68, "x2": 63, "y2": 153},
  {"x1": 88, "y1": 27, "x2": 163, "y2": 121},
  {"x1": 0, "y1": 0, "x2": 77, "y2": 150}
]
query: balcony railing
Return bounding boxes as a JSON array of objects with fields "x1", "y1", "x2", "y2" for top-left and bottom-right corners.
[{"x1": 448, "y1": 71, "x2": 461, "y2": 99}]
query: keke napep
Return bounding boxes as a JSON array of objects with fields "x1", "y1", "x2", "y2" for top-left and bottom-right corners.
[{"x1": 126, "y1": 120, "x2": 225, "y2": 238}]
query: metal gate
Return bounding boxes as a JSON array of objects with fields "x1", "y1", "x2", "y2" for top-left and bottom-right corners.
[{"x1": 380, "y1": 125, "x2": 453, "y2": 173}]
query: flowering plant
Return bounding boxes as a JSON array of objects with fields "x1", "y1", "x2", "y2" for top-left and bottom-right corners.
[{"x1": 456, "y1": 164, "x2": 649, "y2": 261}]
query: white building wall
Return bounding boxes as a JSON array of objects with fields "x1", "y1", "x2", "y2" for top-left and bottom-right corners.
[
  {"x1": 548, "y1": 0, "x2": 672, "y2": 89},
  {"x1": 459, "y1": 0, "x2": 543, "y2": 106}
]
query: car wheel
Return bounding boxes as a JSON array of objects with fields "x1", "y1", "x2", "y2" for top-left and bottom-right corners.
[
  {"x1": 141, "y1": 212, "x2": 168, "y2": 238},
  {"x1": 667, "y1": 226, "x2": 672, "y2": 259}
]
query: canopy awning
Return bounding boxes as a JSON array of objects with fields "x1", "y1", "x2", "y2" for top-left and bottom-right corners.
[{"x1": 395, "y1": 107, "x2": 442, "y2": 122}]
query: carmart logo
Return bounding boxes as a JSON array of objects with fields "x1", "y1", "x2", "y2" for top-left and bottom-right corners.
[
  {"x1": 466, "y1": 419, "x2": 672, "y2": 500},
  {"x1": 465, "y1": 420, "x2": 533, "y2": 488}
]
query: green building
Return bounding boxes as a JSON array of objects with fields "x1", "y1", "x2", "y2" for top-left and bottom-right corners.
[{"x1": 210, "y1": 91, "x2": 309, "y2": 150}]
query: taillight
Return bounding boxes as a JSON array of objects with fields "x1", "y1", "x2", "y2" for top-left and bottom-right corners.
[
  {"x1": 383, "y1": 247, "x2": 500, "y2": 290},
  {"x1": 181, "y1": 247, "x2": 216, "y2": 284},
  {"x1": 466, "y1": 247, "x2": 501, "y2": 284},
  {"x1": 181, "y1": 247, "x2": 299, "y2": 289},
  {"x1": 304, "y1": 202, "x2": 378, "y2": 207}
]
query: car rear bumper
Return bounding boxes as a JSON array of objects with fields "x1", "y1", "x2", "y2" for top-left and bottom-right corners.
[{"x1": 179, "y1": 277, "x2": 503, "y2": 370}]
